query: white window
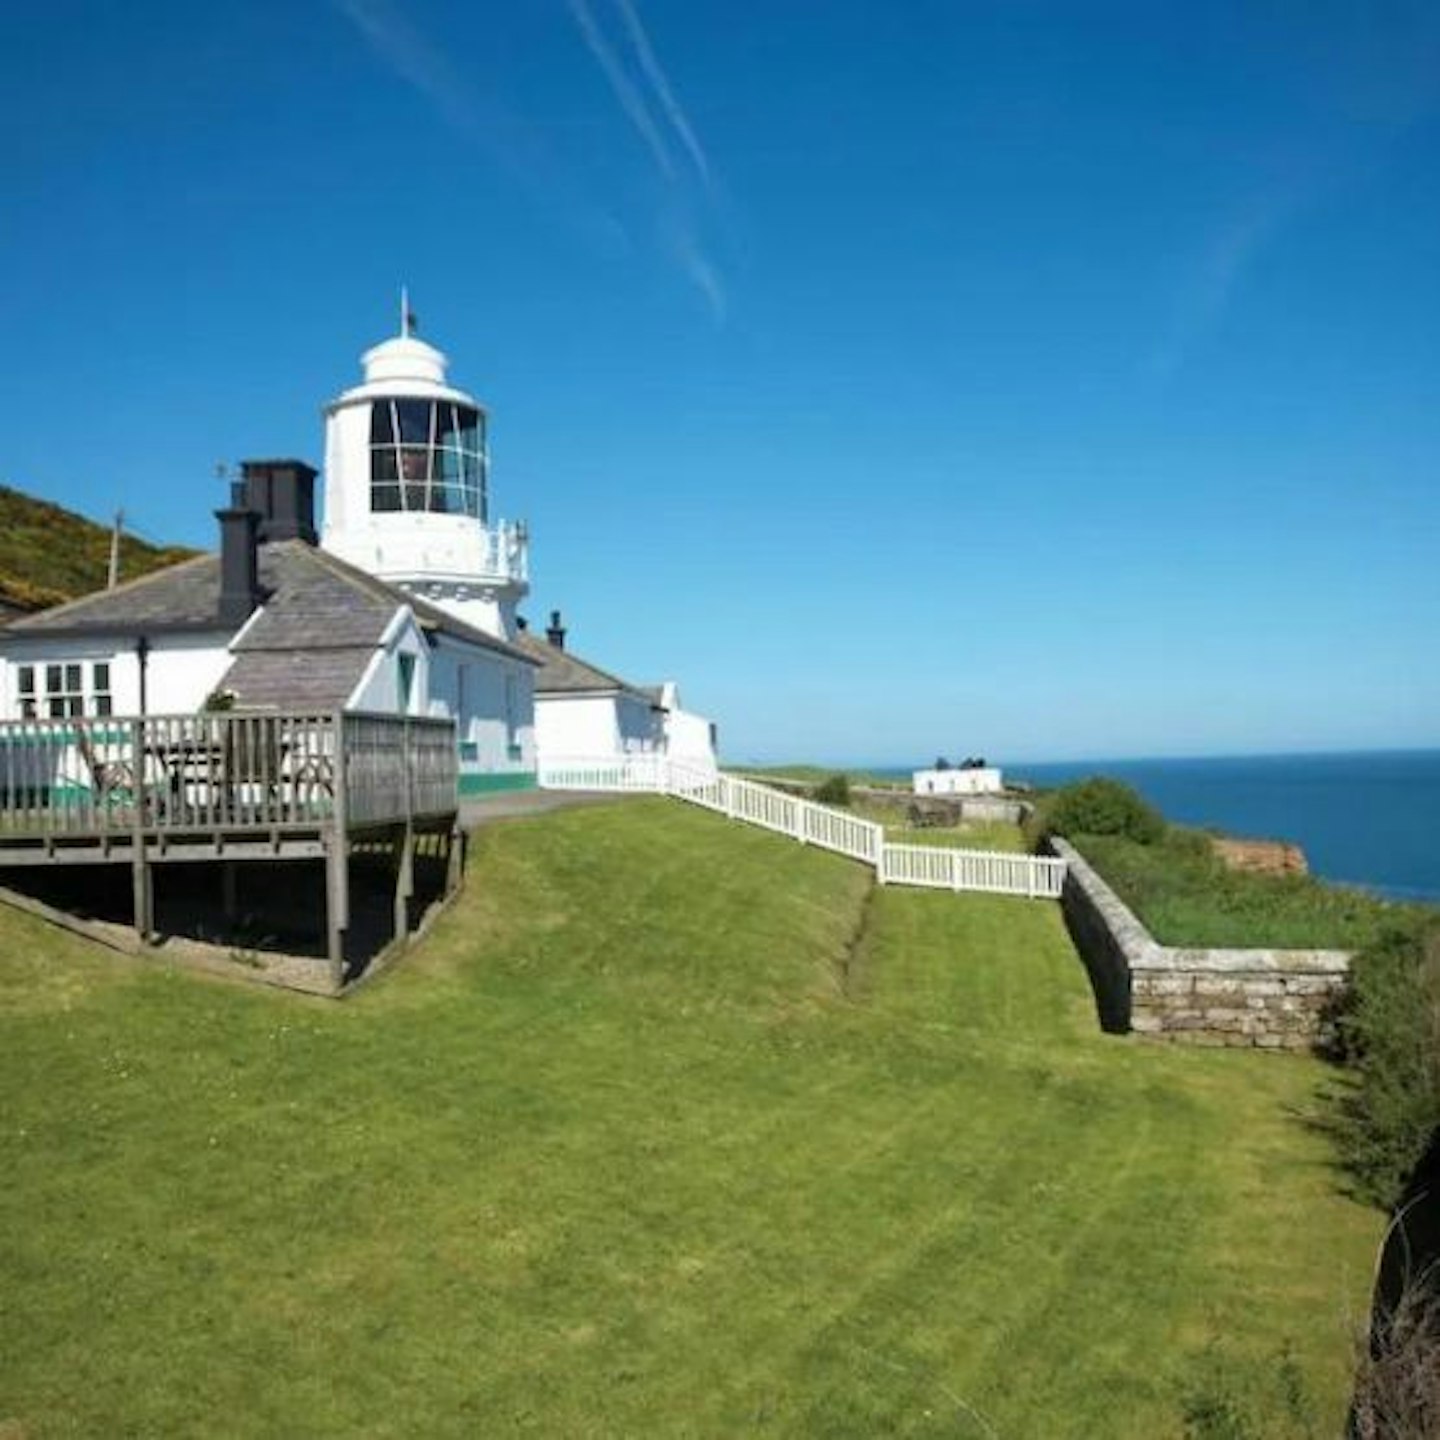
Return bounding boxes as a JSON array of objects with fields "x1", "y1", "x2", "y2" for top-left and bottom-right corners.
[{"x1": 17, "y1": 661, "x2": 114, "y2": 720}]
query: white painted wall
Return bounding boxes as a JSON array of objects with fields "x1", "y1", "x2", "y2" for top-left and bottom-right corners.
[
  {"x1": 347, "y1": 613, "x2": 429, "y2": 715},
  {"x1": 0, "y1": 632, "x2": 234, "y2": 719},
  {"x1": 912, "y1": 767, "x2": 1004, "y2": 796},
  {"x1": 426, "y1": 637, "x2": 536, "y2": 778},
  {"x1": 534, "y1": 691, "x2": 661, "y2": 759},
  {"x1": 657, "y1": 681, "x2": 718, "y2": 767}
]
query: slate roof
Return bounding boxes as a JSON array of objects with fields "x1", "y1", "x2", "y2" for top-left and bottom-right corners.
[
  {"x1": 5, "y1": 540, "x2": 537, "y2": 711},
  {"x1": 514, "y1": 631, "x2": 656, "y2": 702}
]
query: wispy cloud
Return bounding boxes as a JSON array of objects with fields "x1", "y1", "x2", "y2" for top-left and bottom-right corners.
[
  {"x1": 1147, "y1": 193, "x2": 1293, "y2": 381},
  {"x1": 1148, "y1": 6, "x2": 1440, "y2": 381},
  {"x1": 331, "y1": 0, "x2": 628, "y2": 256},
  {"x1": 613, "y1": 0, "x2": 712, "y2": 189},
  {"x1": 567, "y1": 0, "x2": 678, "y2": 181},
  {"x1": 566, "y1": 0, "x2": 729, "y2": 320}
]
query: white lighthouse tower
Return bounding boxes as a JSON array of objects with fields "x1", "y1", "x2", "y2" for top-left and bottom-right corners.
[{"x1": 320, "y1": 296, "x2": 529, "y2": 640}]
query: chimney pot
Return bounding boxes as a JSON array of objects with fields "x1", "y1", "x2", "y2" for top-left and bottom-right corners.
[
  {"x1": 546, "y1": 609, "x2": 566, "y2": 650},
  {"x1": 238, "y1": 459, "x2": 318, "y2": 545}
]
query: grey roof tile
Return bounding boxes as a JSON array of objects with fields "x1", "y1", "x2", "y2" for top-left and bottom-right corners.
[
  {"x1": 217, "y1": 648, "x2": 377, "y2": 711},
  {"x1": 6, "y1": 540, "x2": 538, "y2": 666},
  {"x1": 514, "y1": 631, "x2": 651, "y2": 700}
]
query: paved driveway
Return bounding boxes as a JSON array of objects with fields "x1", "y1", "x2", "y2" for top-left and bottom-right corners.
[{"x1": 457, "y1": 788, "x2": 635, "y2": 831}]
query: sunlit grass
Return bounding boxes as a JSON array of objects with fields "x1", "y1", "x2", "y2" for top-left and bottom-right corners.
[{"x1": 0, "y1": 799, "x2": 1379, "y2": 1435}]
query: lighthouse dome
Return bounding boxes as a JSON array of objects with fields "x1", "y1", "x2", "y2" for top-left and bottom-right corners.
[{"x1": 360, "y1": 333, "x2": 449, "y2": 388}]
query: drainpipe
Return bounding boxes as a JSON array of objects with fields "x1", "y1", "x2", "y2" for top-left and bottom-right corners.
[{"x1": 135, "y1": 635, "x2": 150, "y2": 715}]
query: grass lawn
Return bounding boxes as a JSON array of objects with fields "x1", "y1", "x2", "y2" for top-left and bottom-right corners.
[
  {"x1": 1, "y1": 799, "x2": 1380, "y2": 1436},
  {"x1": 1073, "y1": 829, "x2": 1436, "y2": 949}
]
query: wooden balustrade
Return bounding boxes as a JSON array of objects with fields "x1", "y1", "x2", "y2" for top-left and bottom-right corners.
[{"x1": 0, "y1": 710, "x2": 458, "y2": 839}]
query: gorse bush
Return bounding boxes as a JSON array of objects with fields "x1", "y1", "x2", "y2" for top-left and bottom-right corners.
[
  {"x1": 1335, "y1": 923, "x2": 1440, "y2": 1209},
  {"x1": 1037, "y1": 776, "x2": 1166, "y2": 846},
  {"x1": 813, "y1": 773, "x2": 851, "y2": 807}
]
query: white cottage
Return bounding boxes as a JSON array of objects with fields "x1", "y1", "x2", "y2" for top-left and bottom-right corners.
[
  {"x1": 0, "y1": 462, "x2": 539, "y2": 796},
  {"x1": 516, "y1": 612, "x2": 664, "y2": 760},
  {"x1": 515, "y1": 611, "x2": 719, "y2": 773},
  {"x1": 912, "y1": 765, "x2": 1004, "y2": 796}
]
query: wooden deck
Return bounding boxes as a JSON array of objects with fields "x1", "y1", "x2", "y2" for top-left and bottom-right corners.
[{"x1": 0, "y1": 710, "x2": 461, "y2": 988}]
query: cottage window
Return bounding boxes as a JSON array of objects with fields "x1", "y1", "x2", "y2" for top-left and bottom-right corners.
[{"x1": 17, "y1": 661, "x2": 114, "y2": 720}]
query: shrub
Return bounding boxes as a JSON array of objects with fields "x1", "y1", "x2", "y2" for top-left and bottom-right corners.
[
  {"x1": 1352, "y1": 1263, "x2": 1440, "y2": 1439},
  {"x1": 1041, "y1": 776, "x2": 1166, "y2": 846},
  {"x1": 813, "y1": 773, "x2": 851, "y2": 807},
  {"x1": 1336, "y1": 924, "x2": 1440, "y2": 1209}
]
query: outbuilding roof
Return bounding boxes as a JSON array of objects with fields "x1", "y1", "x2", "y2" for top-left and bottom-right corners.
[{"x1": 514, "y1": 631, "x2": 655, "y2": 702}]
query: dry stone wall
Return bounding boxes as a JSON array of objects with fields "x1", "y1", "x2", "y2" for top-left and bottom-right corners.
[{"x1": 1048, "y1": 837, "x2": 1351, "y2": 1050}]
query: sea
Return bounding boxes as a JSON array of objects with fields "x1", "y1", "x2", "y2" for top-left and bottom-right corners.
[{"x1": 877, "y1": 750, "x2": 1440, "y2": 905}]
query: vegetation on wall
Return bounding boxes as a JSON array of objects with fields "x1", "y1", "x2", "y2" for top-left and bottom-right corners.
[
  {"x1": 0, "y1": 484, "x2": 195, "y2": 613},
  {"x1": 1071, "y1": 828, "x2": 1431, "y2": 951},
  {"x1": 1029, "y1": 775, "x2": 1166, "y2": 847}
]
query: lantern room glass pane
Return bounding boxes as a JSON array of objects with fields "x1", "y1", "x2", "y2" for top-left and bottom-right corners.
[
  {"x1": 396, "y1": 399, "x2": 431, "y2": 444},
  {"x1": 369, "y1": 401, "x2": 395, "y2": 445},
  {"x1": 369, "y1": 398, "x2": 486, "y2": 518}
]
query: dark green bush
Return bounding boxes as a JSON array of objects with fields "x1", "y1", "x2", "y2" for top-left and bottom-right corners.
[
  {"x1": 1336, "y1": 923, "x2": 1440, "y2": 1209},
  {"x1": 1041, "y1": 776, "x2": 1166, "y2": 845},
  {"x1": 813, "y1": 773, "x2": 851, "y2": 807}
]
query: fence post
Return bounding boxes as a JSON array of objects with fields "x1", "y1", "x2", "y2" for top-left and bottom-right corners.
[
  {"x1": 724, "y1": 776, "x2": 737, "y2": 820},
  {"x1": 794, "y1": 797, "x2": 806, "y2": 844},
  {"x1": 952, "y1": 848, "x2": 962, "y2": 893}
]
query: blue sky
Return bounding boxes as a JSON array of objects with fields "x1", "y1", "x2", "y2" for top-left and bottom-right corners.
[{"x1": 1, "y1": 0, "x2": 1437, "y2": 763}]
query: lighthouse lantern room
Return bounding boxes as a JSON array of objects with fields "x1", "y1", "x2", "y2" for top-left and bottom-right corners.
[{"x1": 320, "y1": 297, "x2": 529, "y2": 641}]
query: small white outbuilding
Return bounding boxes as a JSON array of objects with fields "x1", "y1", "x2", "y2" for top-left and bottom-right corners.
[{"x1": 912, "y1": 765, "x2": 1004, "y2": 796}]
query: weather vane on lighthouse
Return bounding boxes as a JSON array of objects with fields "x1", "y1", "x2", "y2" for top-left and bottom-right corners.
[{"x1": 400, "y1": 286, "x2": 418, "y2": 338}]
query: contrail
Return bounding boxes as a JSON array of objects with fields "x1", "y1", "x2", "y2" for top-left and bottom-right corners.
[
  {"x1": 567, "y1": 0, "x2": 677, "y2": 180},
  {"x1": 331, "y1": 0, "x2": 628, "y2": 256},
  {"x1": 613, "y1": 0, "x2": 712, "y2": 188}
]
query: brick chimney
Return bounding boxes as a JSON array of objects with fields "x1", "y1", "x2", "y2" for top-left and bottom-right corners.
[{"x1": 546, "y1": 609, "x2": 566, "y2": 650}]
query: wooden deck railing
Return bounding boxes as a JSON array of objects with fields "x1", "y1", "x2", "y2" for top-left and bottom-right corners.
[{"x1": 0, "y1": 710, "x2": 458, "y2": 838}]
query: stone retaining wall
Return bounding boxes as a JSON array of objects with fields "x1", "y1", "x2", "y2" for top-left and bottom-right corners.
[{"x1": 1048, "y1": 837, "x2": 1351, "y2": 1050}]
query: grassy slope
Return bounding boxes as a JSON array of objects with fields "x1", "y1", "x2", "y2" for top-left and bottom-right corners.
[
  {"x1": 0, "y1": 800, "x2": 1378, "y2": 1436},
  {"x1": 0, "y1": 484, "x2": 195, "y2": 611}
]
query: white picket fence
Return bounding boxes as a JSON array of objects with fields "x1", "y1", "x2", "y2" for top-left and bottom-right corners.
[{"x1": 537, "y1": 755, "x2": 1064, "y2": 901}]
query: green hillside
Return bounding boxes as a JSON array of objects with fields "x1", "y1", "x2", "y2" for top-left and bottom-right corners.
[
  {"x1": 0, "y1": 798, "x2": 1380, "y2": 1435},
  {"x1": 0, "y1": 484, "x2": 196, "y2": 613}
]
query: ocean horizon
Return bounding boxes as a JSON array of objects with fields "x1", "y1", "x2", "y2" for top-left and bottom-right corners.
[{"x1": 859, "y1": 747, "x2": 1440, "y2": 905}]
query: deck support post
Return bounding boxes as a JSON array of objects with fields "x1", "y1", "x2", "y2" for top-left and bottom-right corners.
[
  {"x1": 130, "y1": 715, "x2": 152, "y2": 942},
  {"x1": 393, "y1": 822, "x2": 415, "y2": 943},
  {"x1": 325, "y1": 835, "x2": 349, "y2": 990},
  {"x1": 446, "y1": 825, "x2": 465, "y2": 895},
  {"x1": 131, "y1": 847, "x2": 153, "y2": 943},
  {"x1": 221, "y1": 861, "x2": 240, "y2": 922},
  {"x1": 326, "y1": 712, "x2": 350, "y2": 991}
]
